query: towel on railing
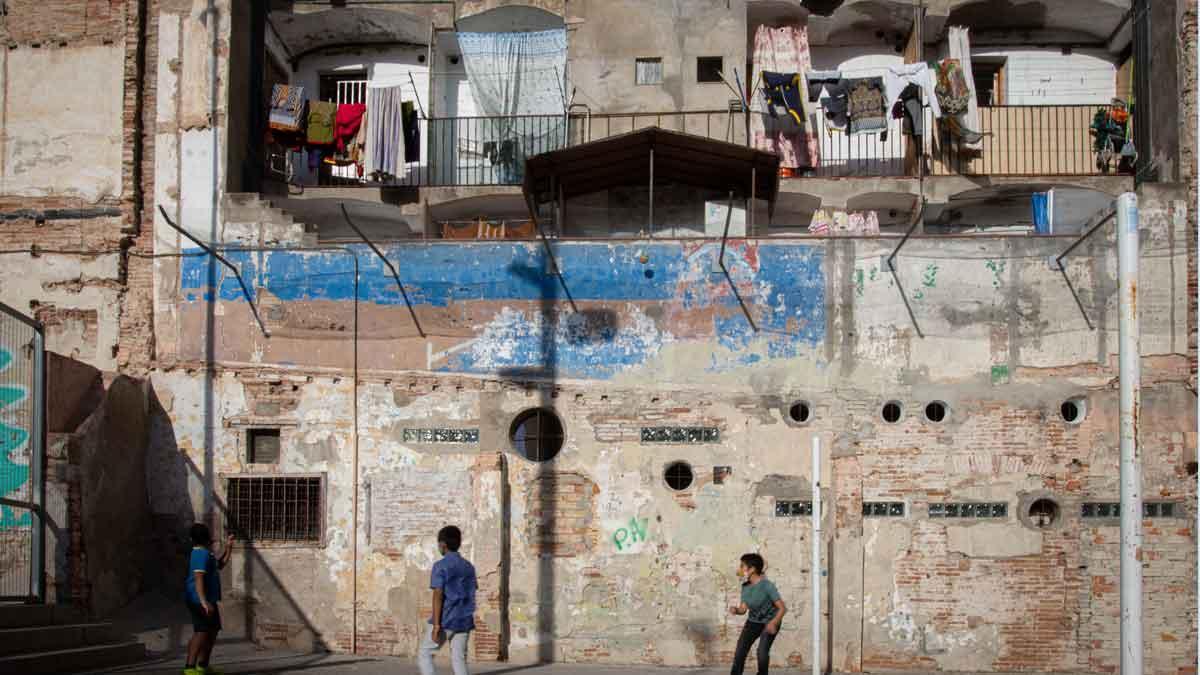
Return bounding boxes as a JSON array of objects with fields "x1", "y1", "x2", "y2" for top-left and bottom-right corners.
[
  {"x1": 762, "y1": 71, "x2": 805, "y2": 126},
  {"x1": 268, "y1": 84, "x2": 306, "y2": 133}
]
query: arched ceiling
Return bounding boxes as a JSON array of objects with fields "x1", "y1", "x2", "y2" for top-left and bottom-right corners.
[{"x1": 268, "y1": 7, "x2": 429, "y2": 64}]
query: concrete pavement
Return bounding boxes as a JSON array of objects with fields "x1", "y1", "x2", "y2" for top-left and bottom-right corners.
[{"x1": 85, "y1": 641, "x2": 812, "y2": 675}]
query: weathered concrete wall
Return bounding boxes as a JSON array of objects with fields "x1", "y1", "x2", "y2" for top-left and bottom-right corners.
[
  {"x1": 566, "y1": 0, "x2": 749, "y2": 114},
  {"x1": 141, "y1": 185, "x2": 1198, "y2": 670}
]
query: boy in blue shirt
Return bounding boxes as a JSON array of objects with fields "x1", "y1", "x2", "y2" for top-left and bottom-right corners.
[
  {"x1": 183, "y1": 523, "x2": 233, "y2": 675},
  {"x1": 418, "y1": 525, "x2": 477, "y2": 675}
]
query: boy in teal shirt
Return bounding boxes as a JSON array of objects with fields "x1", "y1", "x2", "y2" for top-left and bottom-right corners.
[{"x1": 727, "y1": 553, "x2": 787, "y2": 675}]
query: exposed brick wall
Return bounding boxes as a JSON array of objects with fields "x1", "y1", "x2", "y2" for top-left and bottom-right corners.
[
  {"x1": 1181, "y1": 0, "x2": 1199, "y2": 378},
  {"x1": 0, "y1": 0, "x2": 128, "y2": 45}
]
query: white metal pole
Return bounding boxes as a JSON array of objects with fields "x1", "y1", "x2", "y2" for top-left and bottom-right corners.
[
  {"x1": 811, "y1": 436, "x2": 821, "y2": 675},
  {"x1": 1117, "y1": 191, "x2": 1142, "y2": 675}
]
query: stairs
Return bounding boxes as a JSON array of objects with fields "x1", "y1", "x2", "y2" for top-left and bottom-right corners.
[
  {"x1": 0, "y1": 604, "x2": 145, "y2": 674},
  {"x1": 223, "y1": 192, "x2": 317, "y2": 246}
]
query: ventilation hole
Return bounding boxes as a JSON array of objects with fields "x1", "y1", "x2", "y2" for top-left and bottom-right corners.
[
  {"x1": 509, "y1": 408, "x2": 564, "y2": 462},
  {"x1": 1028, "y1": 498, "x2": 1060, "y2": 529},
  {"x1": 1061, "y1": 397, "x2": 1086, "y2": 424},
  {"x1": 925, "y1": 401, "x2": 947, "y2": 423},
  {"x1": 789, "y1": 401, "x2": 811, "y2": 424},
  {"x1": 881, "y1": 401, "x2": 902, "y2": 424},
  {"x1": 664, "y1": 462, "x2": 694, "y2": 491},
  {"x1": 1188, "y1": 462, "x2": 1198, "y2": 477}
]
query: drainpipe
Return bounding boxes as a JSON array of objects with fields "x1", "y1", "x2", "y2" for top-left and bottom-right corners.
[
  {"x1": 811, "y1": 436, "x2": 821, "y2": 675},
  {"x1": 1194, "y1": 9, "x2": 1199, "y2": 671},
  {"x1": 1117, "y1": 191, "x2": 1142, "y2": 675}
]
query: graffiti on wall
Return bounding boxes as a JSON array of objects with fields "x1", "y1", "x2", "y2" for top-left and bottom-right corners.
[
  {"x1": 0, "y1": 347, "x2": 31, "y2": 529},
  {"x1": 610, "y1": 516, "x2": 649, "y2": 553}
]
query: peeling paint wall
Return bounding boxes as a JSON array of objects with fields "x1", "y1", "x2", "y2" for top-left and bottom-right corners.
[{"x1": 139, "y1": 188, "x2": 1199, "y2": 671}]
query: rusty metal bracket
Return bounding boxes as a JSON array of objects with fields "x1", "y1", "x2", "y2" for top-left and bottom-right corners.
[
  {"x1": 157, "y1": 205, "x2": 270, "y2": 337},
  {"x1": 1052, "y1": 206, "x2": 1116, "y2": 331},
  {"x1": 339, "y1": 203, "x2": 426, "y2": 337},
  {"x1": 884, "y1": 204, "x2": 925, "y2": 339}
]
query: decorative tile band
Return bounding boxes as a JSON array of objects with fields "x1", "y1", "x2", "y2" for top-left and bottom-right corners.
[
  {"x1": 1082, "y1": 501, "x2": 1177, "y2": 518},
  {"x1": 863, "y1": 501, "x2": 905, "y2": 517},
  {"x1": 402, "y1": 428, "x2": 480, "y2": 444},
  {"x1": 929, "y1": 502, "x2": 1007, "y2": 518},
  {"x1": 640, "y1": 427, "x2": 720, "y2": 444},
  {"x1": 776, "y1": 500, "x2": 813, "y2": 517}
]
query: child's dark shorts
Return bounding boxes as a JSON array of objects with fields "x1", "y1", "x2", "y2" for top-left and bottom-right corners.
[{"x1": 186, "y1": 602, "x2": 222, "y2": 633}]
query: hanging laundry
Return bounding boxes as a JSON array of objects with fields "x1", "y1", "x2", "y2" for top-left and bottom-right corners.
[
  {"x1": 892, "y1": 83, "x2": 926, "y2": 138},
  {"x1": 349, "y1": 110, "x2": 368, "y2": 165},
  {"x1": 946, "y1": 26, "x2": 982, "y2": 149},
  {"x1": 941, "y1": 115, "x2": 986, "y2": 144},
  {"x1": 365, "y1": 85, "x2": 407, "y2": 181},
  {"x1": 819, "y1": 79, "x2": 852, "y2": 130},
  {"x1": 846, "y1": 78, "x2": 887, "y2": 136},
  {"x1": 402, "y1": 101, "x2": 420, "y2": 163},
  {"x1": 749, "y1": 24, "x2": 820, "y2": 170},
  {"x1": 883, "y1": 62, "x2": 941, "y2": 119},
  {"x1": 805, "y1": 70, "x2": 842, "y2": 102},
  {"x1": 268, "y1": 84, "x2": 306, "y2": 133},
  {"x1": 307, "y1": 101, "x2": 337, "y2": 146},
  {"x1": 934, "y1": 59, "x2": 971, "y2": 116},
  {"x1": 808, "y1": 208, "x2": 880, "y2": 236},
  {"x1": 762, "y1": 72, "x2": 805, "y2": 125},
  {"x1": 334, "y1": 103, "x2": 366, "y2": 152},
  {"x1": 1032, "y1": 192, "x2": 1051, "y2": 235}
]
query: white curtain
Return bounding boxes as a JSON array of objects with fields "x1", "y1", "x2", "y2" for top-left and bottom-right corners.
[
  {"x1": 365, "y1": 86, "x2": 406, "y2": 181},
  {"x1": 457, "y1": 29, "x2": 568, "y2": 182},
  {"x1": 948, "y1": 26, "x2": 982, "y2": 149}
]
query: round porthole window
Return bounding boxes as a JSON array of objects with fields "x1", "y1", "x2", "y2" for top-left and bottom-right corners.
[
  {"x1": 509, "y1": 408, "x2": 564, "y2": 462},
  {"x1": 789, "y1": 401, "x2": 811, "y2": 424},
  {"x1": 664, "y1": 461, "x2": 694, "y2": 491},
  {"x1": 1061, "y1": 397, "x2": 1087, "y2": 424},
  {"x1": 925, "y1": 401, "x2": 947, "y2": 423},
  {"x1": 1028, "y1": 498, "x2": 1060, "y2": 529},
  {"x1": 882, "y1": 401, "x2": 903, "y2": 424}
]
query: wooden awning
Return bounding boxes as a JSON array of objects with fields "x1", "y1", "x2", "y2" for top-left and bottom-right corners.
[{"x1": 522, "y1": 127, "x2": 780, "y2": 207}]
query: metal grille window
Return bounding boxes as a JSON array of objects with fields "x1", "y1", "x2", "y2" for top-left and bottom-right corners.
[
  {"x1": 636, "y1": 58, "x2": 663, "y2": 86},
  {"x1": 226, "y1": 476, "x2": 323, "y2": 543},
  {"x1": 864, "y1": 502, "x2": 905, "y2": 517},
  {"x1": 929, "y1": 502, "x2": 1008, "y2": 518},
  {"x1": 776, "y1": 500, "x2": 813, "y2": 517},
  {"x1": 247, "y1": 428, "x2": 281, "y2": 464},
  {"x1": 1082, "y1": 501, "x2": 1178, "y2": 518}
]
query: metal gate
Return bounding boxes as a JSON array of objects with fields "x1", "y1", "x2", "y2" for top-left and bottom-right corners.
[{"x1": 0, "y1": 301, "x2": 44, "y2": 602}]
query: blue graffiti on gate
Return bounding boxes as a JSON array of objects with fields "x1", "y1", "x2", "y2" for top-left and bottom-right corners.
[{"x1": 0, "y1": 347, "x2": 31, "y2": 530}]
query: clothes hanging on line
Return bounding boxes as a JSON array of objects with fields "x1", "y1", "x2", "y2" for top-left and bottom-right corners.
[
  {"x1": 334, "y1": 103, "x2": 366, "y2": 152},
  {"x1": 365, "y1": 85, "x2": 408, "y2": 181},
  {"x1": 749, "y1": 24, "x2": 820, "y2": 170},
  {"x1": 307, "y1": 101, "x2": 337, "y2": 146},
  {"x1": 892, "y1": 83, "x2": 926, "y2": 138},
  {"x1": 269, "y1": 84, "x2": 306, "y2": 133},
  {"x1": 809, "y1": 209, "x2": 881, "y2": 236},
  {"x1": 761, "y1": 71, "x2": 806, "y2": 126},
  {"x1": 934, "y1": 59, "x2": 971, "y2": 116},
  {"x1": 805, "y1": 70, "x2": 842, "y2": 101},
  {"x1": 401, "y1": 101, "x2": 420, "y2": 163},
  {"x1": 846, "y1": 77, "x2": 887, "y2": 136},
  {"x1": 883, "y1": 62, "x2": 941, "y2": 119}
]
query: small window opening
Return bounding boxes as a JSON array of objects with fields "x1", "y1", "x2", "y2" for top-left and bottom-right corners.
[
  {"x1": 925, "y1": 401, "x2": 947, "y2": 423},
  {"x1": 248, "y1": 428, "x2": 281, "y2": 464},
  {"x1": 697, "y1": 56, "x2": 724, "y2": 83},
  {"x1": 664, "y1": 462, "x2": 694, "y2": 491},
  {"x1": 882, "y1": 401, "x2": 903, "y2": 424},
  {"x1": 1061, "y1": 397, "x2": 1086, "y2": 424},
  {"x1": 1028, "y1": 498, "x2": 1060, "y2": 529},
  {"x1": 789, "y1": 401, "x2": 811, "y2": 424},
  {"x1": 636, "y1": 57, "x2": 663, "y2": 86},
  {"x1": 510, "y1": 408, "x2": 564, "y2": 462}
]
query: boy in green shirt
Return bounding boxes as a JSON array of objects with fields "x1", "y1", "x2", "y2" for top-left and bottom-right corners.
[{"x1": 727, "y1": 553, "x2": 787, "y2": 675}]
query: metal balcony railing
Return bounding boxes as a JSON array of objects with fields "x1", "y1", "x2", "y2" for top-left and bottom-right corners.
[{"x1": 279, "y1": 104, "x2": 1115, "y2": 189}]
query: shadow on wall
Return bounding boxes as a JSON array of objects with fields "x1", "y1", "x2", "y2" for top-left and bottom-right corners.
[
  {"x1": 114, "y1": 382, "x2": 331, "y2": 659},
  {"x1": 496, "y1": 259, "x2": 619, "y2": 664}
]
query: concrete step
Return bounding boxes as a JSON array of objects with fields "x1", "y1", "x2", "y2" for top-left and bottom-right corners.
[
  {"x1": 0, "y1": 603, "x2": 86, "y2": 628},
  {"x1": 0, "y1": 622, "x2": 118, "y2": 656},
  {"x1": 0, "y1": 641, "x2": 145, "y2": 674}
]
